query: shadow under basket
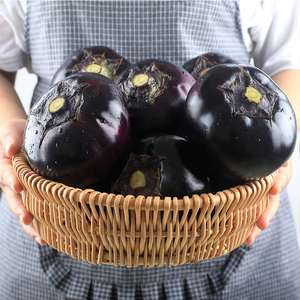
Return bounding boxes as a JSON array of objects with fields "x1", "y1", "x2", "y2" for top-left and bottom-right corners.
[{"x1": 13, "y1": 150, "x2": 278, "y2": 268}]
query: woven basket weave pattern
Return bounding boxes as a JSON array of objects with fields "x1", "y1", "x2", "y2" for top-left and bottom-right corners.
[{"x1": 13, "y1": 151, "x2": 277, "y2": 268}]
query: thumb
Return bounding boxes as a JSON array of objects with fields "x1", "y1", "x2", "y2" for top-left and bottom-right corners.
[
  {"x1": 5, "y1": 137, "x2": 23, "y2": 158},
  {"x1": 0, "y1": 119, "x2": 27, "y2": 157}
]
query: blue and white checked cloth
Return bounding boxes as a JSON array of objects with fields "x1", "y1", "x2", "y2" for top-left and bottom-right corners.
[{"x1": 1, "y1": 1, "x2": 299, "y2": 299}]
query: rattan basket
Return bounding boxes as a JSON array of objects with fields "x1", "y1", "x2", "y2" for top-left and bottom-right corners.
[{"x1": 13, "y1": 150, "x2": 278, "y2": 268}]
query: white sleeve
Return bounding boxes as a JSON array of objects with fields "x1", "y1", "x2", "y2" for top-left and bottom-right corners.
[
  {"x1": 0, "y1": 0, "x2": 26, "y2": 72},
  {"x1": 241, "y1": 0, "x2": 300, "y2": 77}
]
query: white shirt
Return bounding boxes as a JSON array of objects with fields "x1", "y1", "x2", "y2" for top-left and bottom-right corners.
[{"x1": 0, "y1": 0, "x2": 299, "y2": 77}]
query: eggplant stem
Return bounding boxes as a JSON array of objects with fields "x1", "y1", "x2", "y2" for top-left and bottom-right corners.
[
  {"x1": 245, "y1": 86, "x2": 262, "y2": 103},
  {"x1": 132, "y1": 74, "x2": 149, "y2": 86},
  {"x1": 130, "y1": 170, "x2": 146, "y2": 189},
  {"x1": 49, "y1": 97, "x2": 65, "y2": 113},
  {"x1": 85, "y1": 63, "x2": 101, "y2": 73}
]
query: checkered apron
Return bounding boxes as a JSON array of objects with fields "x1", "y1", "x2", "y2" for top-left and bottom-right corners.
[{"x1": 1, "y1": 1, "x2": 300, "y2": 299}]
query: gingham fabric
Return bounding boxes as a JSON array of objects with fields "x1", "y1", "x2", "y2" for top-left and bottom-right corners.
[
  {"x1": 25, "y1": 0, "x2": 250, "y2": 107},
  {"x1": 1, "y1": 1, "x2": 300, "y2": 300}
]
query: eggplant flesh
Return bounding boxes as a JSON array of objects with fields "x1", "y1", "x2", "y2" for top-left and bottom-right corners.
[{"x1": 24, "y1": 73, "x2": 131, "y2": 188}]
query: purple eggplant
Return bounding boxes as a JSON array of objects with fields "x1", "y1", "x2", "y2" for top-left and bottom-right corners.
[
  {"x1": 24, "y1": 73, "x2": 131, "y2": 188},
  {"x1": 185, "y1": 64, "x2": 297, "y2": 181},
  {"x1": 115, "y1": 59, "x2": 196, "y2": 140},
  {"x1": 112, "y1": 134, "x2": 210, "y2": 198},
  {"x1": 182, "y1": 52, "x2": 238, "y2": 80},
  {"x1": 209, "y1": 171, "x2": 247, "y2": 194},
  {"x1": 52, "y1": 46, "x2": 131, "y2": 84}
]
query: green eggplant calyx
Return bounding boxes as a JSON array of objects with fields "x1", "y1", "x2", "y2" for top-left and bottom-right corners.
[
  {"x1": 217, "y1": 66, "x2": 279, "y2": 120},
  {"x1": 31, "y1": 80, "x2": 88, "y2": 147},
  {"x1": 118, "y1": 63, "x2": 172, "y2": 105},
  {"x1": 112, "y1": 153, "x2": 164, "y2": 197},
  {"x1": 66, "y1": 49, "x2": 122, "y2": 81}
]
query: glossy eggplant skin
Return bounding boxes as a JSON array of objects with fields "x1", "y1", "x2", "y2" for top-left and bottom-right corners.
[
  {"x1": 182, "y1": 52, "x2": 238, "y2": 80},
  {"x1": 52, "y1": 46, "x2": 131, "y2": 84},
  {"x1": 112, "y1": 134, "x2": 210, "y2": 198},
  {"x1": 24, "y1": 73, "x2": 131, "y2": 188},
  {"x1": 115, "y1": 59, "x2": 196, "y2": 140},
  {"x1": 185, "y1": 64, "x2": 297, "y2": 181}
]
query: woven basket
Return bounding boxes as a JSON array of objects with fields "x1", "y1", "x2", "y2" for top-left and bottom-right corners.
[{"x1": 13, "y1": 150, "x2": 278, "y2": 268}]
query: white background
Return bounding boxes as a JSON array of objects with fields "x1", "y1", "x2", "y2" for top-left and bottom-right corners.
[{"x1": 14, "y1": 67, "x2": 300, "y2": 241}]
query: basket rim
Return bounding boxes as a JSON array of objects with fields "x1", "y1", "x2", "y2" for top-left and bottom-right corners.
[{"x1": 12, "y1": 149, "x2": 279, "y2": 210}]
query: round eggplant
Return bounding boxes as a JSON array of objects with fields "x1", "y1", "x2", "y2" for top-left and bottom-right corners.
[
  {"x1": 185, "y1": 64, "x2": 297, "y2": 181},
  {"x1": 112, "y1": 134, "x2": 210, "y2": 198},
  {"x1": 24, "y1": 73, "x2": 131, "y2": 188},
  {"x1": 209, "y1": 171, "x2": 247, "y2": 194},
  {"x1": 182, "y1": 52, "x2": 238, "y2": 80},
  {"x1": 115, "y1": 59, "x2": 196, "y2": 140},
  {"x1": 52, "y1": 46, "x2": 131, "y2": 84}
]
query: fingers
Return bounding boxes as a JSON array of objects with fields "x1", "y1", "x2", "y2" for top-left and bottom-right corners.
[
  {"x1": 0, "y1": 119, "x2": 26, "y2": 157},
  {"x1": 269, "y1": 159, "x2": 292, "y2": 195},
  {"x1": 2, "y1": 184, "x2": 33, "y2": 225},
  {"x1": 0, "y1": 119, "x2": 27, "y2": 193},
  {"x1": 0, "y1": 151, "x2": 23, "y2": 193},
  {"x1": 255, "y1": 161, "x2": 291, "y2": 231},
  {"x1": 244, "y1": 224, "x2": 261, "y2": 246},
  {"x1": 244, "y1": 193, "x2": 280, "y2": 246},
  {"x1": 19, "y1": 220, "x2": 47, "y2": 246},
  {"x1": 0, "y1": 119, "x2": 46, "y2": 245},
  {"x1": 2, "y1": 185, "x2": 46, "y2": 246},
  {"x1": 243, "y1": 161, "x2": 291, "y2": 246},
  {"x1": 256, "y1": 193, "x2": 280, "y2": 231}
]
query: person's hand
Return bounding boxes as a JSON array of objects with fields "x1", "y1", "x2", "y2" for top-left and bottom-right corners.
[
  {"x1": 0, "y1": 119, "x2": 46, "y2": 245},
  {"x1": 244, "y1": 159, "x2": 292, "y2": 245}
]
